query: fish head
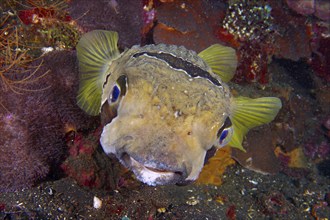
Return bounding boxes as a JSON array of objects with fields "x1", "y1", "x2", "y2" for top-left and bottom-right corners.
[{"x1": 100, "y1": 54, "x2": 233, "y2": 185}]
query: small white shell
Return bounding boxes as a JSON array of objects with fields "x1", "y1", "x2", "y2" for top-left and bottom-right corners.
[
  {"x1": 93, "y1": 196, "x2": 102, "y2": 209},
  {"x1": 41, "y1": 47, "x2": 54, "y2": 55}
]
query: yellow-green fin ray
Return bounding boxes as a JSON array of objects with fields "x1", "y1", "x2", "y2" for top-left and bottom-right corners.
[
  {"x1": 198, "y1": 44, "x2": 237, "y2": 82},
  {"x1": 76, "y1": 30, "x2": 120, "y2": 116},
  {"x1": 228, "y1": 97, "x2": 282, "y2": 151}
]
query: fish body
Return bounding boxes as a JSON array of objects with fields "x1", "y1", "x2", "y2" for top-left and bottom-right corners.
[{"x1": 76, "y1": 30, "x2": 282, "y2": 185}]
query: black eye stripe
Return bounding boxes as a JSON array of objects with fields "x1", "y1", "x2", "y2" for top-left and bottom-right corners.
[
  {"x1": 217, "y1": 117, "x2": 232, "y2": 138},
  {"x1": 223, "y1": 117, "x2": 232, "y2": 127},
  {"x1": 103, "y1": 73, "x2": 111, "y2": 88},
  {"x1": 133, "y1": 51, "x2": 222, "y2": 87},
  {"x1": 116, "y1": 75, "x2": 127, "y2": 97}
]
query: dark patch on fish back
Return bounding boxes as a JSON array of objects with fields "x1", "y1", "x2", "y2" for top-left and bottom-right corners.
[{"x1": 133, "y1": 52, "x2": 222, "y2": 87}]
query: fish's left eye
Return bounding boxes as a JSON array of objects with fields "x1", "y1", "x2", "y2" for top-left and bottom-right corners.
[
  {"x1": 216, "y1": 117, "x2": 233, "y2": 147},
  {"x1": 218, "y1": 127, "x2": 233, "y2": 146}
]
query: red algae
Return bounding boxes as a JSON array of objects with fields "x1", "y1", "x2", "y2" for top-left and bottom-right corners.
[
  {"x1": 234, "y1": 41, "x2": 270, "y2": 84},
  {"x1": 310, "y1": 37, "x2": 330, "y2": 82},
  {"x1": 261, "y1": 192, "x2": 291, "y2": 215},
  {"x1": 226, "y1": 205, "x2": 236, "y2": 220},
  {"x1": 18, "y1": 6, "x2": 71, "y2": 25},
  {"x1": 214, "y1": 27, "x2": 240, "y2": 49}
]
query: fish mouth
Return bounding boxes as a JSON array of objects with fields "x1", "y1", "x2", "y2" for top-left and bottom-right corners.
[{"x1": 120, "y1": 153, "x2": 186, "y2": 186}]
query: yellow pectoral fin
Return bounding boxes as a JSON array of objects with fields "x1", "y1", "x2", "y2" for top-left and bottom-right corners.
[
  {"x1": 76, "y1": 30, "x2": 120, "y2": 116},
  {"x1": 228, "y1": 123, "x2": 248, "y2": 152},
  {"x1": 198, "y1": 44, "x2": 237, "y2": 83},
  {"x1": 228, "y1": 97, "x2": 282, "y2": 151}
]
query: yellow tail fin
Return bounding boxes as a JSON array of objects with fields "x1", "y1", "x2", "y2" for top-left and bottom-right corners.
[
  {"x1": 229, "y1": 97, "x2": 282, "y2": 151},
  {"x1": 76, "y1": 30, "x2": 120, "y2": 115},
  {"x1": 198, "y1": 44, "x2": 237, "y2": 83}
]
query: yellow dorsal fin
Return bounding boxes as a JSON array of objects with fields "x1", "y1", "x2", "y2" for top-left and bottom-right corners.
[
  {"x1": 198, "y1": 44, "x2": 237, "y2": 82},
  {"x1": 76, "y1": 30, "x2": 120, "y2": 116},
  {"x1": 229, "y1": 97, "x2": 282, "y2": 151}
]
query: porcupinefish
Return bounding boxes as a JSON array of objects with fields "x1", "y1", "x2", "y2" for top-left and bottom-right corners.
[{"x1": 76, "y1": 30, "x2": 282, "y2": 186}]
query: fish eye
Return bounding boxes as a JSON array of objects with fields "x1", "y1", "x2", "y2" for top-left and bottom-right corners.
[
  {"x1": 110, "y1": 84, "x2": 120, "y2": 102},
  {"x1": 109, "y1": 75, "x2": 127, "y2": 104},
  {"x1": 102, "y1": 75, "x2": 128, "y2": 125},
  {"x1": 217, "y1": 117, "x2": 233, "y2": 147},
  {"x1": 218, "y1": 127, "x2": 233, "y2": 146}
]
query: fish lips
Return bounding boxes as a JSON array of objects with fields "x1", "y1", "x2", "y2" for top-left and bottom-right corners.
[{"x1": 117, "y1": 149, "x2": 189, "y2": 186}]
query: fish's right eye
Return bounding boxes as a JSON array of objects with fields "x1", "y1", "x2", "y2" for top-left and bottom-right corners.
[
  {"x1": 110, "y1": 84, "x2": 120, "y2": 102},
  {"x1": 108, "y1": 75, "x2": 127, "y2": 104},
  {"x1": 101, "y1": 75, "x2": 128, "y2": 125}
]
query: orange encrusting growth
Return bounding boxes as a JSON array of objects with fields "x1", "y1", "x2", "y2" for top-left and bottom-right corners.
[
  {"x1": 274, "y1": 146, "x2": 308, "y2": 168},
  {"x1": 196, "y1": 146, "x2": 235, "y2": 186}
]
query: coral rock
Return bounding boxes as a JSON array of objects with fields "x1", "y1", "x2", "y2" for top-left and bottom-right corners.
[
  {"x1": 232, "y1": 125, "x2": 281, "y2": 175},
  {"x1": 153, "y1": 0, "x2": 227, "y2": 52},
  {"x1": 68, "y1": 0, "x2": 143, "y2": 48}
]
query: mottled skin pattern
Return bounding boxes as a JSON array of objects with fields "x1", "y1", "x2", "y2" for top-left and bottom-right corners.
[{"x1": 100, "y1": 44, "x2": 232, "y2": 185}]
